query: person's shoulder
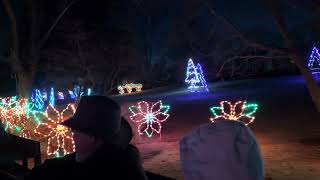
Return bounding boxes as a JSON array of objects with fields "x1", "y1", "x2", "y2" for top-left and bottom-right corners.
[
  {"x1": 126, "y1": 144, "x2": 139, "y2": 152},
  {"x1": 38, "y1": 153, "x2": 76, "y2": 168},
  {"x1": 121, "y1": 144, "x2": 148, "y2": 180},
  {"x1": 146, "y1": 171, "x2": 176, "y2": 180},
  {"x1": 25, "y1": 153, "x2": 76, "y2": 180},
  {"x1": 122, "y1": 144, "x2": 144, "y2": 169},
  {"x1": 124, "y1": 144, "x2": 140, "y2": 157}
]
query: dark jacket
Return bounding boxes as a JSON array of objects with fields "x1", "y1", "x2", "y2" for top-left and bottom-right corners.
[{"x1": 25, "y1": 144, "x2": 147, "y2": 180}]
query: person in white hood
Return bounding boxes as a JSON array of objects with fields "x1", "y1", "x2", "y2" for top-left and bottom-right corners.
[{"x1": 180, "y1": 120, "x2": 264, "y2": 180}]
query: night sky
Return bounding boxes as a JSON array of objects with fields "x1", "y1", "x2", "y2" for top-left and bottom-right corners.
[
  {"x1": 0, "y1": 0, "x2": 318, "y2": 52},
  {"x1": 0, "y1": 0, "x2": 317, "y2": 48},
  {"x1": 0, "y1": 0, "x2": 319, "y2": 95}
]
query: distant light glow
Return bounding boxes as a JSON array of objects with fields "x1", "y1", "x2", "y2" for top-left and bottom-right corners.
[
  {"x1": 57, "y1": 91, "x2": 64, "y2": 100},
  {"x1": 87, "y1": 88, "x2": 92, "y2": 96},
  {"x1": 68, "y1": 90, "x2": 76, "y2": 99}
]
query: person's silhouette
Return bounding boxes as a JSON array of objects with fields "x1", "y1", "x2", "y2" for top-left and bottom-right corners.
[{"x1": 25, "y1": 96, "x2": 147, "y2": 180}]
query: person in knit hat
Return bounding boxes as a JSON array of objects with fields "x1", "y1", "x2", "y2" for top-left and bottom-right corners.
[{"x1": 26, "y1": 96, "x2": 147, "y2": 180}]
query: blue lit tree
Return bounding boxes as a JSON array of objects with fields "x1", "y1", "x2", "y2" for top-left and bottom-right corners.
[
  {"x1": 185, "y1": 59, "x2": 209, "y2": 92},
  {"x1": 185, "y1": 59, "x2": 201, "y2": 91},
  {"x1": 49, "y1": 88, "x2": 55, "y2": 107},
  {"x1": 196, "y1": 63, "x2": 209, "y2": 92},
  {"x1": 31, "y1": 89, "x2": 44, "y2": 110}
]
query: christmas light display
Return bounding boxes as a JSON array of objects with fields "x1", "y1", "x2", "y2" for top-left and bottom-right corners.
[
  {"x1": 125, "y1": 84, "x2": 133, "y2": 93},
  {"x1": 185, "y1": 59, "x2": 200, "y2": 91},
  {"x1": 185, "y1": 58, "x2": 208, "y2": 92},
  {"x1": 308, "y1": 47, "x2": 320, "y2": 74},
  {"x1": 0, "y1": 96, "x2": 17, "y2": 110},
  {"x1": 57, "y1": 91, "x2": 64, "y2": 100},
  {"x1": 18, "y1": 114, "x2": 36, "y2": 139},
  {"x1": 34, "y1": 104, "x2": 76, "y2": 156},
  {"x1": 128, "y1": 100, "x2": 170, "y2": 137},
  {"x1": 49, "y1": 88, "x2": 55, "y2": 107},
  {"x1": 68, "y1": 90, "x2": 76, "y2": 99},
  {"x1": 17, "y1": 99, "x2": 40, "y2": 139},
  {"x1": 135, "y1": 84, "x2": 143, "y2": 92},
  {"x1": 210, "y1": 101, "x2": 258, "y2": 125},
  {"x1": 42, "y1": 91, "x2": 48, "y2": 101},
  {"x1": 68, "y1": 85, "x2": 89, "y2": 99},
  {"x1": 118, "y1": 83, "x2": 143, "y2": 94},
  {"x1": 73, "y1": 85, "x2": 84, "y2": 98},
  {"x1": 0, "y1": 97, "x2": 24, "y2": 132},
  {"x1": 0, "y1": 96, "x2": 18, "y2": 106},
  {"x1": 0, "y1": 97, "x2": 36, "y2": 138},
  {"x1": 32, "y1": 89, "x2": 44, "y2": 110},
  {"x1": 196, "y1": 63, "x2": 209, "y2": 92},
  {"x1": 118, "y1": 86, "x2": 125, "y2": 94},
  {"x1": 0, "y1": 95, "x2": 77, "y2": 144}
]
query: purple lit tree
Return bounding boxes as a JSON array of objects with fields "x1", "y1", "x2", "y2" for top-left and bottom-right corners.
[
  {"x1": 196, "y1": 63, "x2": 209, "y2": 92},
  {"x1": 308, "y1": 47, "x2": 320, "y2": 75}
]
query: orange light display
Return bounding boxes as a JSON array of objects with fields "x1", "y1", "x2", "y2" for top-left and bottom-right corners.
[{"x1": 34, "y1": 104, "x2": 76, "y2": 156}]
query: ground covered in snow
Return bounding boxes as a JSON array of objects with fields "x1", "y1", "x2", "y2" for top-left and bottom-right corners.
[{"x1": 114, "y1": 76, "x2": 320, "y2": 180}]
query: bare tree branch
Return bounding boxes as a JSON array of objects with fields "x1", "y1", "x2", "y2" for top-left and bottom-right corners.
[
  {"x1": 2, "y1": 0, "x2": 23, "y2": 73},
  {"x1": 2, "y1": 0, "x2": 19, "y2": 53},
  {"x1": 266, "y1": 0, "x2": 294, "y2": 47},
  {"x1": 202, "y1": 0, "x2": 287, "y2": 54},
  {"x1": 187, "y1": 36, "x2": 248, "y2": 58},
  {"x1": 37, "y1": 0, "x2": 78, "y2": 50},
  {"x1": 266, "y1": 0, "x2": 320, "y2": 111},
  {"x1": 161, "y1": 0, "x2": 207, "y2": 56},
  {"x1": 106, "y1": 70, "x2": 119, "y2": 94},
  {"x1": 265, "y1": 0, "x2": 305, "y2": 68},
  {"x1": 286, "y1": 0, "x2": 320, "y2": 16},
  {"x1": 217, "y1": 55, "x2": 289, "y2": 77}
]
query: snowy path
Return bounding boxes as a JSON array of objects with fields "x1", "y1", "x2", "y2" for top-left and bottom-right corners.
[{"x1": 113, "y1": 76, "x2": 320, "y2": 180}]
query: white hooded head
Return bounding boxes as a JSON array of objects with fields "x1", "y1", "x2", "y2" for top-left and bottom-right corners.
[{"x1": 180, "y1": 120, "x2": 264, "y2": 180}]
